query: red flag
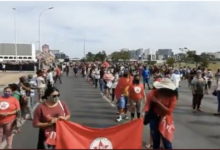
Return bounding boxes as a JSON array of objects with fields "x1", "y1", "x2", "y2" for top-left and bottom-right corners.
[{"x1": 56, "y1": 119, "x2": 143, "y2": 149}]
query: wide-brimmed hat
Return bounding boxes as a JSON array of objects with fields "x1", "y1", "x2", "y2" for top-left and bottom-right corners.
[{"x1": 153, "y1": 78, "x2": 176, "y2": 90}]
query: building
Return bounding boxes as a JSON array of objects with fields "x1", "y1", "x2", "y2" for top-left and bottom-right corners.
[
  {"x1": 156, "y1": 49, "x2": 173, "y2": 60},
  {"x1": 143, "y1": 48, "x2": 157, "y2": 61},
  {"x1": 0, "y1": 43, "x2": 37, "y2": 62},
  {"x1": 129, "y1": 48, "x2": 144, "y2": 60},
  {"x1": 207, "y1": 52, "x2": 220, "y2": 59}
]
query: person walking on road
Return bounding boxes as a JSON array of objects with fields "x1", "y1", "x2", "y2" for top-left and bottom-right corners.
[
  {"x1": 54, "y1": 66, "x2": 62, "y2": 84},
  {"x1": 73, "y1": 65, "x2": 79, "y2": 77},
  {"x1": 2, "y1": 64, "x2": 6, "y2": 72},
  {"x1": 205, "y1": 69, "x2": 213, "y2": 93},
  {"x1": 65, "y1": 65, "x2": 69, "y2": 77},
  {"x1": 115, "y1": 71, "x2": 132, "y2": 122},
  {"x1": 215, "y1": 69, "x2": 220, "y2": 85},
  {"x1": 214, "y1": 79, "x2": 220, "y2": 116},
  {"x1": 191, "y1": 70, "x2": 208, "y2": 113},
  {"x1": 94, "y1": 67, "x2": 100, "y2": 88},
  {"x1": 36, "y1": 70, "x2": 46, "y2": 103},
  {"x1": 47, "y1": 69, "x2": 54, "y2": 89},
  {"x1": 33, "y1": 87, "x2": 70, "y2": 149},
  {"x1": 142, "y1": 78, "x2": 177, "y2": 149},
  {"x1": 170, "y1": 69, "x2": 181, "y2": 98},
  {"x1": 0, "y1": 87, "x2": 20, "y2": 149},
  {"x1": 142, "y1": 66, "x2": 151, "y2": 90},
  {"x1": 128, "y1": 75, "x2": 145, "y2": 120}
]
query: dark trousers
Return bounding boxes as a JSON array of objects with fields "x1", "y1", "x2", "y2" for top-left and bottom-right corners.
[
  {"x1": 54, "y1": 75, "x2": 62, "y2": 84},
  {"x1": 112, "y1": 88, "x2": 115, "y2": 101},
  {"x1": 37, "y1": 128, "x2": 46, "y2": 149},
  {"x1": 150, "y1": 115, "x2": 173, "y2": 149},
  {"x1": 95, "y1": 79, "x2": 99, "y2": 88},
  {"x1": 192, "y1": 94, "x2": 204, "y2": 109},
  {"x1": 66, "y1": 71, "x2": 69, "y2": 76}
]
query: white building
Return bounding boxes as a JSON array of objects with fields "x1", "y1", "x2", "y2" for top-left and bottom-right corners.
[
  {"x1": 143, "y1": 48, "x2": 157, "y2": 61},
  {"x1": 0, "y1": 43, "x2": 37, "y2": 62}
]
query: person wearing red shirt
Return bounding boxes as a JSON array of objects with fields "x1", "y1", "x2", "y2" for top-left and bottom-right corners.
[
  {"x1": 54, "y1": 66, "x2": 62, "y2": 84},
  {"x1": 128, "y1": 75, "x2": 145, "y2": 120},
  {"x1": 0, "y1": 87, "x2": 20, "y2": 149},
  {"x1": 142, "y1": 78, "x2": 177, "y2": 149}
]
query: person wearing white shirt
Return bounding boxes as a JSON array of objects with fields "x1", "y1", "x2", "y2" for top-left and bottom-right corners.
[
  {"x1": 2, "y1": 64, "x2": 6, "y2": 72},
  {"x1": 27, "y1": 74, "x2": 37, "y2": 108},
  {"x1": 205, "y1": 69, "x2": 213, "y2": 92},
  {"x1": 47, "y1": 69, "x2": 54, "y2": 88},
  {"x1": 111, "y1": 72, "x2": 119, "y2": 102},
  {"x1": 94, "y1": 68, "x2": 100, "y2": 88},
  {"x1": 36, "y1": 70, "x2": 46, "y2": 102},
  {"x1": 171, "y1": 70, "x2": 181, "y2": 98}
]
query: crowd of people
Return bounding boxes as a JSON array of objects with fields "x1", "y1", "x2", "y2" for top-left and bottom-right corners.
[
  {"x1": 81, "y1": 62, "x2": 220, "y2": 149},
  {"x1": 0, "y1": 61, "x2": 220, "y2": 149}
]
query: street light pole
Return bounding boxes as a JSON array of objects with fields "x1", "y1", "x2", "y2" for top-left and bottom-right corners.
[
  {"x1": 12, "y1": 8, "x2": 17, "y2": 61},
  {"x1": 38, "y1": 7, "x2": 54, "y2": 69},
  {"x1": 84, "y1": 37, "x2": 86, "y2": 61}
]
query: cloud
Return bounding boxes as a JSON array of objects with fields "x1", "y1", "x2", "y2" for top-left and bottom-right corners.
[{"x1": 0, "y1": 1, "x2": 220, "y2": 58}]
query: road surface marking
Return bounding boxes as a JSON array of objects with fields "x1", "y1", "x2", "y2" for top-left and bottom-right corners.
[{"x1": 102, "y1": 96, "x2": 116, "y2": 107}]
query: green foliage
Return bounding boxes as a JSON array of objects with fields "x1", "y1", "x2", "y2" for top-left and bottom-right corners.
[
  {"x1": 166, "y1": 57, "x2": 175, "y2": 66},
  {"x1": 86, "y1": 52, "x2": 95, "y2": 61},
  {"x1": 185, "y1": 51, "x2": 210, "y2": 67},
  {"x1": 111, "y1": 50, "x2": 130, "y2": 61},
  {"x1": 94, "y1": 51, "x2": 107, "y2": 61},
  {"x1": 85, "y1": 51, "x2": 107, "y2": 62},
  {"x1": 200, "y1": 58, "x2": 209, "y2": 68}
]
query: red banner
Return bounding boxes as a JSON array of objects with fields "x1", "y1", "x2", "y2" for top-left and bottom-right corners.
[{"x1": 56, "y1": 119, "x2": 143, "y2": 149}]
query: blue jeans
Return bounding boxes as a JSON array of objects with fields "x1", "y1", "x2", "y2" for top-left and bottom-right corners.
[
  {"x1": 217, "y1": 91, "x2": 220, "y2": 112},
  {"x1": 117, "y1": 96, "x2": 128, "y2": 109},
  {"x1": 99, "y1": 79, "x2": 104, "y2": 93},
  {"x1": 150, "y1": 115, "x2": 173, "y2": 149}
]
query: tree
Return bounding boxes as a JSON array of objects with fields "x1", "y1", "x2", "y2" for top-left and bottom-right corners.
[
  {"x1": 200, "y1": 58, "x2": 209, "y2": 68},
  {"x1": 166, "y1": 58, "x2": 175, "y2": 66},
  {"x1": 86, "y1": 52, "x2": 95, "y2": 61},
  {"x1": 94, "y1": 50, "x2": 107, "y2": 61},
  {"x1": 111, "y1": 50, "x2": 130, "y2": 61}
]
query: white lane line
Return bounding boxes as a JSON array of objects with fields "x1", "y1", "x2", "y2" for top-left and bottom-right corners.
[
  {"x1": 102, "y1": 95, "x2": 116, "y2": 107},
  {"x1": 1, "y1": 102, "x2": 40, "y2": 149}
]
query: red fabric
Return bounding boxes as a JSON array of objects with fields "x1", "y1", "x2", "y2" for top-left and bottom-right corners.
[
  {"x1": 129, "y1": 84, "x2": 145, "y2": 100},
  {"x1": 56, "y1": 68, "x2": 61, "y2": 75},
  {"x1": 142, "y1": 90, "x2": 176, "y2": 142},
  {"x1": 102, "y1": 62, "x2": 109, "y2": 68},
  {"x1": 115, "y1": 77, "x2": 130, "y2": 100},
  {"x1": 56, "y1": 119, "x2": 143, "y2": 149}
]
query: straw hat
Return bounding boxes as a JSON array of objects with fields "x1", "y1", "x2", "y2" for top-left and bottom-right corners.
[{"x1": 153, "y1": 78, "x2": 176, "y2": 90}]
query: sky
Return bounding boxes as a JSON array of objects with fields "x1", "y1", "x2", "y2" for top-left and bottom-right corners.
[{"x1": 1, "y1": 1, "x2": 220, "y2": 58}]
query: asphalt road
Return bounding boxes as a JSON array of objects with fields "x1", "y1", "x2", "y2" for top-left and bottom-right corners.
[{"x1": 3, "y1": 74, "x2": 220, "y2": 149}]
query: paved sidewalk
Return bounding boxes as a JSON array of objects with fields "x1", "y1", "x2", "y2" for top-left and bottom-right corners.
[{"x1": 0, "y1": 72, "x2": 35, "y2": 90}]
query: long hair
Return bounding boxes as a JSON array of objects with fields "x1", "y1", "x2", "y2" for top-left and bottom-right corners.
[{"x1": 132, "y1": 75, "x2": 140, "y2": 85}]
